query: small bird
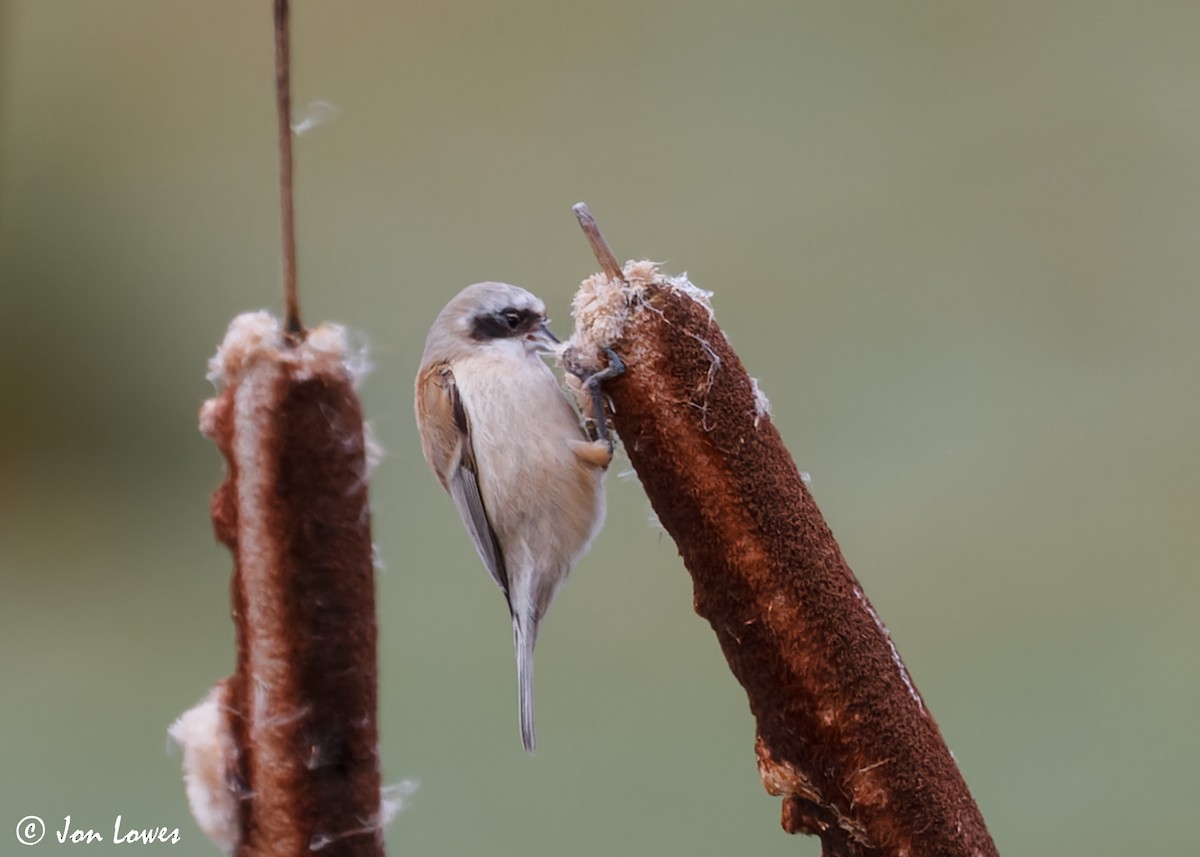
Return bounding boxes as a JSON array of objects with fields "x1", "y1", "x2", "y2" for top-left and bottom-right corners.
[{"x1": 415, "y1": 282, "x2": 613, "y2": 752}]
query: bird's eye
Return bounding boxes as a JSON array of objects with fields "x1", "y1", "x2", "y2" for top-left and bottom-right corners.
[{"x1": 504, "y1": 312, "x2": 521, "y2": 330}]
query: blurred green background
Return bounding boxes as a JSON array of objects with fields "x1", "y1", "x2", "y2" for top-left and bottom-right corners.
[{"x1": 2, "y1": 1, "x2": 1198, "y2": 854}]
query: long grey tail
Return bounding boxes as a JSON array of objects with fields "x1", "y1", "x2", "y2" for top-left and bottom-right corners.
[{"x1": 514, "y1": 617, "x2": 537, "y2": 753}]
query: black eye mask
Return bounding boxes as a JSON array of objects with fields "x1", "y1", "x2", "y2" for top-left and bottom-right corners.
[{"x1": 469, "y1": 306, "x2": 540, "y2": 341}]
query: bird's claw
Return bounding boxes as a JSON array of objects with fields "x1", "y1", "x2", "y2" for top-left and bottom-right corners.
[{"x1": 573, "y1": 347, "x2": 625, "y2": 449}]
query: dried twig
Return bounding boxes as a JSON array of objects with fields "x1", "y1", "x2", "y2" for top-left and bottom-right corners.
[{"x1": 565, "y1": 204, "x2": 997, "y2": 857}]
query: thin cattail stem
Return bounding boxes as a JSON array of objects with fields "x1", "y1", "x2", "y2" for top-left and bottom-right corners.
[
  {"x1": 566, "y1": 207, "x2": 997, "y2": 857},
  {"x1": 274, "y1": 0, "x2": 301, "y2": 337},
  {"x1": 572, "y1": 202, "x2": 623, "y2": 282}
]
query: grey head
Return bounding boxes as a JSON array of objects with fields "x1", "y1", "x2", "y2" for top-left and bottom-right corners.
[{"x1": 424, "y1": 282, "x2": 559, "y2": 361}]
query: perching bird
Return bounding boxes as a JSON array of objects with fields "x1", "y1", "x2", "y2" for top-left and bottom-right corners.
[{"x1": 415, "y1": 282, "x2": 613, "y2": 752}]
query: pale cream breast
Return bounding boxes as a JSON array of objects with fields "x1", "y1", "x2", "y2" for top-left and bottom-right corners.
[{"x1": 451, "y1": 348, "x2": 606, "y2": 574}]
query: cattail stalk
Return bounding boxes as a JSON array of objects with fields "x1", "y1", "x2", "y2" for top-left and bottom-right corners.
[
  {"x1": 274, "y1": 0, "x2": 301, "y2": 337},
  {"x1": 565, "y1": 205, "x2": 997, "y2": 857}
]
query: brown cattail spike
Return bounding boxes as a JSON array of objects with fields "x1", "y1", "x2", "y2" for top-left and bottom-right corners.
[
  {"x1": 177, "y1": 314, "x2": 386, "y2": 857},
  {"x1": 565, "y1": 208, "x2": 997, "y2": 857}
]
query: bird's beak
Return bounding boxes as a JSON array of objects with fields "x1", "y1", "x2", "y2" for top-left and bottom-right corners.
[{"x1": 526, "y1": 322, "x2": 561, "y2": 353}]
